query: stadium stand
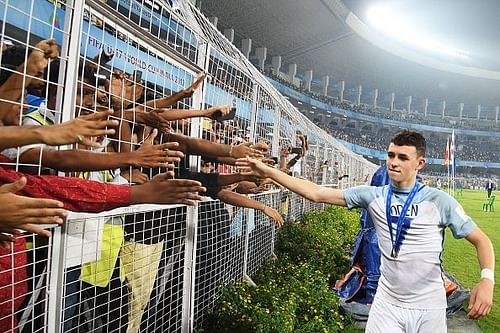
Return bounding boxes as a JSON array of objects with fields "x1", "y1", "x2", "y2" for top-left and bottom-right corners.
[
  {"x1": 264, "y1": 72, "x2": 500, "y2": 168},
  {"x1": 266, "y1": 70, "x2": 500, "y2": 131}
]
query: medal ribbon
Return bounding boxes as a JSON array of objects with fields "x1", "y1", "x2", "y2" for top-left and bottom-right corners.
[{"x1": 385, "y1": 182, "x2": 420, "y2": 258}]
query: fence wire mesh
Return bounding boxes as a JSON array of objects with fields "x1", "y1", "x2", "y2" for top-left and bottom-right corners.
[{"x1": 0, "y1": 1, "x2": 376, "y2": 332}]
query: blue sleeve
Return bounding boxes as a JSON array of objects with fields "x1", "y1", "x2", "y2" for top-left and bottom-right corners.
[
  {"x1": 343, "y1": 185, "x2": 377, "y2": 210},
  {"x1": 437, "y1": 192, "x2": 476, "y2": 239}
]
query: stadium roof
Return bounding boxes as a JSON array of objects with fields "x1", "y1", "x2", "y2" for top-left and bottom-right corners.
[{"x1": 199, "y1": 0, "x2": 500, "y2": 116}]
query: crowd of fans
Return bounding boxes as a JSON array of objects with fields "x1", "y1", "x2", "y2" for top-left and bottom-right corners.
[
  {"x1": 265, "y1": 69, "x2": 500, "y2": 131},
  {"x1": 464, "y1": 143, "x2": 500, "y2": 163},
  {"x1": 267, "y1": 69, "x2": 500, "y2": 163},
  {"x1": 325, "y1": 124, "x2": 500, "y2": 162},
  {"x1": 0, "y1": 35, "x2": 330, "y2": 331}
]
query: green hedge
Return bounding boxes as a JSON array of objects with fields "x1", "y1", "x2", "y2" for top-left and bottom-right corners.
[
  {"x1": 276, "y1": 207, "x2": 360, "y2": 281},
  {"x1": 200, "y1": 206, "x2": 360, "y2": 333}
]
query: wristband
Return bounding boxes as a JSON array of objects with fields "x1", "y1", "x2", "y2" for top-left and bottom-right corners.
[{"x1": 481, "y1": 268, "x2": 495, "y2": 283}]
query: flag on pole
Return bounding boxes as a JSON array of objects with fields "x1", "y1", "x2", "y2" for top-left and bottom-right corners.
[
  {"x1": 443, "y1": 137, "x2": 450, "y2": 166},
  {"x1": 450, "y1": 130, "x2": 456, "y2": 172},
  {"x1": 450, "y1": 130, "x2": 456, "y2": 194}
]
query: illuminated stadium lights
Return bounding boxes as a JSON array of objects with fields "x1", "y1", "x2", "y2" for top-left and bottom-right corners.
[{"x1": 366, "y1": 5, "x2": 469, "y2": 60}]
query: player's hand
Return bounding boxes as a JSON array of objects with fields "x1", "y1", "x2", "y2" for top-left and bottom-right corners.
[
  {"x1": 236, "y1": 157, "x2": 271, "y2": 179},
  {"x1": 467, "y1": 278, "x2": 494, "y2": 319}
]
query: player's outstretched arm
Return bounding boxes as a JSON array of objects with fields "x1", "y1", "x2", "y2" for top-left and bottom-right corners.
[{"x1": 236, "y1": 157, "x2": 346, "y2": 206}]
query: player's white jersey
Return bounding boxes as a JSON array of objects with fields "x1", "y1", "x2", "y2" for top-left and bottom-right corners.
[{"x1": 344, "y1": 184, "x2": 476, "y2": 309}]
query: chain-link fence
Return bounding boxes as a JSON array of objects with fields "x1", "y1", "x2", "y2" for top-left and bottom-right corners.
[{"x1": 0, "y1": 1, "x2": 377, "y2": 332}]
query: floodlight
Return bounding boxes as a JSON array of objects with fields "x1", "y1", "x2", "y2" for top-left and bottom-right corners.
[{"x1": 366, "y1": 4, "x2": 469, "y2": 60}]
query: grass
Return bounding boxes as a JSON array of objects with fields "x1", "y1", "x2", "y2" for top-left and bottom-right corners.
[{"x1": 443, "y1": 189, "x2": 499, "y2": 333}]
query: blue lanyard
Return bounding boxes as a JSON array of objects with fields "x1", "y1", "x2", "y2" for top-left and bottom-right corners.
[{"x1": 385, "y1": 182, "x2": 420, "y2": 258}]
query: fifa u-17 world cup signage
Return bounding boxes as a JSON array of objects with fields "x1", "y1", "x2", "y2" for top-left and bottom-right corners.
[{"x1": 83, "y1": 21, "x2": 189, "y2": 89}]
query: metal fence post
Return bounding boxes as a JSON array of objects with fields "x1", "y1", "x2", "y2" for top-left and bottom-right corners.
[
  {"x1": 181, "y1": 205, "x2": 199, "y2": 333},
  {"x1": 47, "y1": 1, "x2": 85, "y2": 331},
  {"x1": 242, "y1": 208, "x2": 251, "y2": 279}
]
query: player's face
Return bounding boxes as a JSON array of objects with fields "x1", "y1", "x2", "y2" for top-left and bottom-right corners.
[{"x1": 386, "y1": 143, "x2": 425, "y2": 187}]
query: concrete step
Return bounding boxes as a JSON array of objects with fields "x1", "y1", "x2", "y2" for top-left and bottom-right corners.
[{"x1": 447, "y1": 310, "x2": 482, "y2": 333}]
